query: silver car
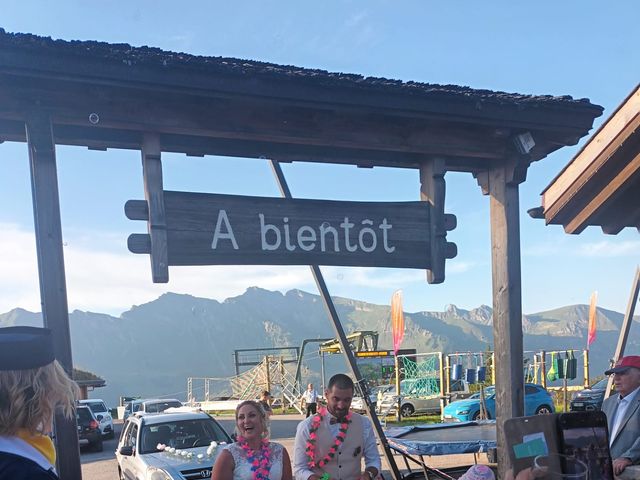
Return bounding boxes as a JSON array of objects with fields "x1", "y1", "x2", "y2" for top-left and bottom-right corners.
[
  {"x1": 116, "y1": 410, "x2": 231, "y2": 480},
  {"x1": 79, "y1": 398, "x2": 114, "y2": 438}
]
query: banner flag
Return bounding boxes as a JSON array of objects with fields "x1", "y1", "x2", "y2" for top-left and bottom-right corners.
[
  {"x1": 588, "y1": 291, "x2": 598, "y2": 347},
  {"x1": 391, "y1": 290, "x2": 405, "y2": 355}
]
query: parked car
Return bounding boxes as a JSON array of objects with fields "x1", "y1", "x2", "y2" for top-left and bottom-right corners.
[
  {"x1": 570, "y1": 378, "x2": 610, "y2": 412},
  {"x1": 351, "y1": 385, "x2": 393, "y2": 413},
  {"x1": 79, "y1": 398, "x2": 113, "y2": 438},
  {"x1": 116, "y1": 410, "x2": 231, "y2": 480},
  {"x1": 124, "y1": 398, "x2": 182, "y2": 419},
  {"x1": 379, "y1": 379, "x2": 469, "y2": 416},
  {"x1": 443, "y1": 383, "x2": 554, "y2": 422},
  {"x1": 76, "y1": 404, "x2": 103, "y2": 452}
]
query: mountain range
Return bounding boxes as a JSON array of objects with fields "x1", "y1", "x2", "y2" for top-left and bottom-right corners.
[{"x1": 1, "y1": 287, "x2": 638, "y2": 407}]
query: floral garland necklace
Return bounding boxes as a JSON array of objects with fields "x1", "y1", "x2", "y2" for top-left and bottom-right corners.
[
  {"x1": 238, "y1": 436, "x2": 272, "y2": 480},
  {"x1": 305, "y1": 407, "x2": 352, "y2": 469}
]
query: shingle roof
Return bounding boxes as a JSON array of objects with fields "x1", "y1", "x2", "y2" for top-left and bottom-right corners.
[{"x1": 0, "y1": 28, "x2": 595, "y2": 109}]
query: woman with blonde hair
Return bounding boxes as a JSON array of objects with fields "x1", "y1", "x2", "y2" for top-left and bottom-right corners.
[
  {"x1": 0, "y1": 326, "x2": 78, "y2": 479},
  {"x1": 212, "y1": 400, "x2": 292, "y2": 480}
]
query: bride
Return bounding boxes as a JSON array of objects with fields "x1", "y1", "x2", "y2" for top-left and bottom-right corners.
[{"x1": 212, "y1": 400, "x2": 292, "y2": 480}]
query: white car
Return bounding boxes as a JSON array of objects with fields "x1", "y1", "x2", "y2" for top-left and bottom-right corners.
[
  {"x1": 79, "y1": 398, "x2": 114, "y2": 438},
  {"x1": 124, "y1": 398, "x2": 182, "y2": 419},
  {"x1": 116, "y1": 410, "x2": 232, "y2": 480}
]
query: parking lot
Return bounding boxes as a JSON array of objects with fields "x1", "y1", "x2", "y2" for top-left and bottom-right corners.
[
  {"x1": 81, "y1": 413, "x2": 482, "y2": 479},
  {"x1": 81, "y1": 415, "x2": 304, "y2": 480}
]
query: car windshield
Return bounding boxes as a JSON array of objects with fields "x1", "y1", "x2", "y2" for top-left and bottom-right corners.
[
  {"x1": 591, "y1": 378, "x2": 609, "y2": 390},
  {"x1": 86, "y1": 402, "x2": 107, "y2": 413},
  {"x1": 140, "y1": 418, "x2": 229, "y2": 454},
  {"x1": 144, "y1": 400, "x2": 181, "y2": 413},
  {"x1": 76, "y1": 407, "x2": 93, "y2": 423},
  {"x1": 468, "y1": 387, "x2": 495, "y2": 399}
]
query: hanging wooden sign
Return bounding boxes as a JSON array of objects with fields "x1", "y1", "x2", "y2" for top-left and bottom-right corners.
[{"x1": 126, "y1": 191, "x2": 431, "y2": 269}]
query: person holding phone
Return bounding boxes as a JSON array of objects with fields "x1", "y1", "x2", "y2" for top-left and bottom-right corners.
[{"x1": 601, "y1": 355, "x2": 640, "y2": 476}]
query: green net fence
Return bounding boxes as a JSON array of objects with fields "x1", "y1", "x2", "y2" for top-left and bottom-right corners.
[{"x1": 401, "y1": 355, "x2": 440, "y2": 396}]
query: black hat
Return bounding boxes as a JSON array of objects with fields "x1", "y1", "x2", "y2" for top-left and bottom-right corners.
[{"x1": 0, "y1": 326, "x2": 55, "y2": 371}]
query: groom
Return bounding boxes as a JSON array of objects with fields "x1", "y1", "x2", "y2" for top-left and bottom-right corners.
[{"x1": 293, "y1": 374, "x2": 381, "y2": 480}]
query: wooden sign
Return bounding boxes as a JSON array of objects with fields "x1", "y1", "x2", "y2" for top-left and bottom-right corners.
[{"x1": 126, "y1": 191, "x2": 431, "y2": 269}]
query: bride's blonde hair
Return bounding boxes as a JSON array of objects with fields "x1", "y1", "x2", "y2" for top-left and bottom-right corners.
[{"x1": 0, "y1": 360, "x2": 78, "y2": 436}]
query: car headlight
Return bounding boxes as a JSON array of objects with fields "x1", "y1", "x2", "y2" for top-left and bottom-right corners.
[
  {"x1": 147, "y1": 467, "x2": 173, "y2": 480},
  {"x1": 458, "y1": 410, "x2": 469, "y2": 415}
]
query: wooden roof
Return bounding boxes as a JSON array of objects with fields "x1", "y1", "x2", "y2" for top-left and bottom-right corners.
[
  {"x1": 0, "y1": 28, "x2": 602, "y2": 171},
  {"x1": 540, "y1": 84, "x2": 640, "y2": 234}
]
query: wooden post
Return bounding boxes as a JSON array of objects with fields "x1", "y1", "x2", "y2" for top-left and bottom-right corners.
[
  {"x1": 605, "y1": 267, "x2": 640, "y2": 399},
  {"x1": 438, "y1": 351, "x2": 446, "y2": 416},
  {"x1": 540, "y1": 351, "x2": 547, "y2": 389},
  {"x1": 280, "y1": 356, "x2": 286, "y2": 413},
  {"x1": 419, "y1": 157, "x2": 450, "y2": 283},
  {"x1": 395, "y1": 354, "x2": 401, "y2": 422},
  {"x1": 583, "y1": 349, "x2": 590, "y2": 388},
  {"x1": 265, "y1": 355, "x2": 271, "y2": 393},
  {"x1": 26, "y1": 113, "x2": 82, "y2": 480},
  {"x1": 478, "y1": 159, "x2": 525, "y2": 479},
  {"x1": 320, "y1": 351, "x2": 326, "y2": 394},
  {"x1": 491, "y1": 352, "x2": 496, "y2": 385},
  {"x1": 270, "y1": 159, "x2": 402, "y2": 480},
  {"x1": 141, "y1": 134, "x2": 169, "y2": 283},
  {"x1": 445, "y1": 354, "x2": 451, "y2": 397}
]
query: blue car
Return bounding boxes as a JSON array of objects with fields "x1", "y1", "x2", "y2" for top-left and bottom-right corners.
[{"x1": 443, "y1": 383, "x2": 554, "y2": 421}]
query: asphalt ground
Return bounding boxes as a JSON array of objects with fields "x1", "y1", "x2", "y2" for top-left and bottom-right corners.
[{"x1": 81, "y1": 414, "x2": 487, "y2": 479}]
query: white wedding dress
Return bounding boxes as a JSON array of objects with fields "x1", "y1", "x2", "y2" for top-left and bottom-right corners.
[{"x1": 225, "y1": 442, "x2": 284, "y2": 480}]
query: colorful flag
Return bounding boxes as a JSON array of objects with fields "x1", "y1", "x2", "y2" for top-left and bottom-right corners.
[
  {"x1": 391, "y1": 290, "x2": 405, "y2": 355},
  {"x1": 587, "y1": 291, "x2": 598, "y2": 347}
]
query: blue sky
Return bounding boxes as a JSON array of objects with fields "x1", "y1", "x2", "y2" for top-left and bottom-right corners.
[{"x1": 0, "y1": 1, "x2": 638, "y2": 317}]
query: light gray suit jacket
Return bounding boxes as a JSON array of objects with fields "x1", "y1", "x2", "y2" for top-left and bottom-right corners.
[{"x1": 602, "y1": 390, "x2": 640, "y2": 463}]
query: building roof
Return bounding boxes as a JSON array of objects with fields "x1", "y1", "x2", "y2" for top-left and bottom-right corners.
[
  {"x1": 72, "y1": 367, "x2": 106, "y2": 388},
  {"x1": 540, "y1": 84, "x2": 640, "y2": 234},
  {"x1": 0, "y1": 28, "x2": 603, "y2": 171}
]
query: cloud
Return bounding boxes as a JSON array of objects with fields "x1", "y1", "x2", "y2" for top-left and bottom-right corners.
[
  {"x1": 0, "y1": 223, "x2": 479, "y2": 316},
  {"x1": 0, "y1": 223, "x2": 315, "y2": 316},
  {"x1": 576, "y1": 240, "x2": 640, "y2": 257}
]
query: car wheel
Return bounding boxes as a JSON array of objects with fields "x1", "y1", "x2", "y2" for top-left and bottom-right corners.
[
  {"x1": 472, "y1": 410, "x2": 491, "y2": 420},
  {"x1": 400, "y1": 404, "x2": 414, "y2": 417},
  {"x1": 91, "y1": 437, "x2": 104, "y2": 452},
  {"x1": 536, "y1": 405, "x2": 553, "y2": 415}
]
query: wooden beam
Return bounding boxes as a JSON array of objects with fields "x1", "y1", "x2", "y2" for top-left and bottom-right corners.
[
  {"x1": 543, "y1": 87, "x2": 640, "y2": 220},
  {"x1": 0, "y1": 49, "x2": 602, "y2": 135},
  {"x1": 0, "y1": 79, "x2": 511, "y2": 161},
  {"x1": 483, "y1": 157, "x2": 525, "y2": 478},
  {"x1": 419, "y1": 158, "x2": 446, "y2": 283},
  {"x1": 269, "y1": 159, "x2": 403, "y2": 480},
  {"x1": 141, "y1": 134, "x2": 169, "y2": 283},
  {"x1": 564, "y1": 149, "x2": 640, "y2": 233},
  {"x1": 598, "y1": 180, "x2": 640, "y2": 234},
  {"x1": 25, "y1": 112, "x2": 82, "y2": 480}
]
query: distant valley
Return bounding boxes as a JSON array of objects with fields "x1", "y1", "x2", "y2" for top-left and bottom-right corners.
[{"x1": 1, "y1": 287, "x2": 638, "y2": 407}]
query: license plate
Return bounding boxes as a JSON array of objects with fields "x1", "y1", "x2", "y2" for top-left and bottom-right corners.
[
  {"x1": 573, "y1": 402, "x2": 584, "y2": 407},
  {"x1": 444, "y1": 415, "x2": 452, "y2": 418}
]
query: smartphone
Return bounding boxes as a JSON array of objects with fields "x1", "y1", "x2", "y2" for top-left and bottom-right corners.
[
  {"x1": 504, "y1": 414, "x2": 562, "y2": 476},
  {"x1": 557, "y1": 411, "x2": 614, "y2": 480}
]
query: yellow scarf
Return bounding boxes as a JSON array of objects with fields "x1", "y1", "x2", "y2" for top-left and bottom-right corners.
[{"x1": 15, "y1": 429, "x2": 56, "y2": 467}]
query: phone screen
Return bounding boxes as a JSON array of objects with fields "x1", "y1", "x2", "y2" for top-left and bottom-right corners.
[
  {"x1": 504, "y1": 414, "x2": 561, "y2": 475},
  {"x1": 559, "y1": 416, "x2": 614, "y2": 479}
]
